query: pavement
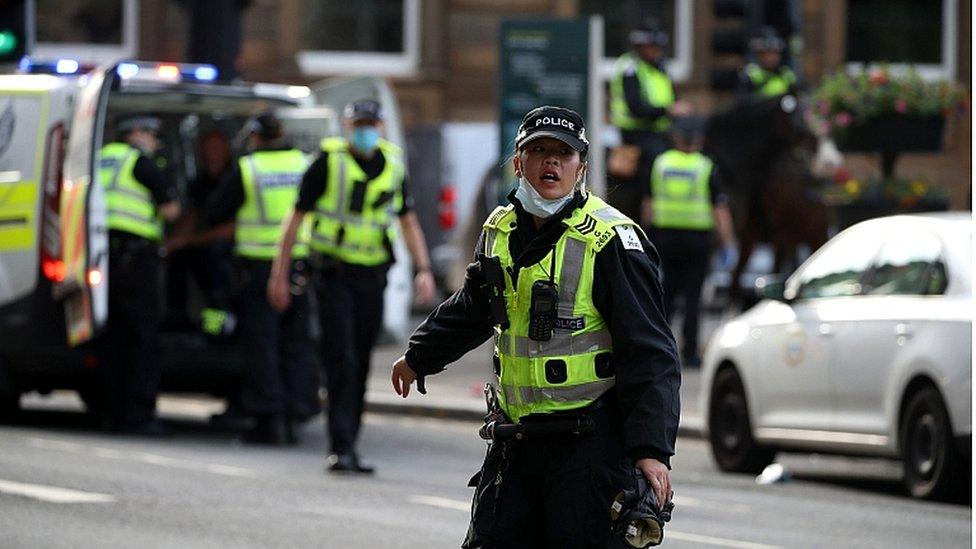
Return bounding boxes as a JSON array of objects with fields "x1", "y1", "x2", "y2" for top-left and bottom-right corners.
[{"x1": 364, "y1": 339, "x2": 705, "y2": 437}]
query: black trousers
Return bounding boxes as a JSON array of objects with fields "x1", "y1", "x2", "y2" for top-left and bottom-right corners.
[
  {"x1": 462, "y1": 403, "x2": 632, "y2": 549},
  {"x1": 653, "y1": 228, "x2": 712, "y2": 358},
  {"x1": 314, "y1": 263, "x2": 387, "y2": 455},
  {"x1": 104, "y1": 232, "x2": 162, "y2": 428},
  {"x1": 237, "y1": 259, "x2": 318, "y2": 420}
]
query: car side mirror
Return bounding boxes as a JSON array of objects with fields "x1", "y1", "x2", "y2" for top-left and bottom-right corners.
[{"x1": 755, "y1": 275, "x2": 789, "y2": 302}]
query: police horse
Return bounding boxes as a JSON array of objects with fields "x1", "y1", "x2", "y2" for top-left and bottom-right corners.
[{"x1": 704, "y1": 95, "x2": 836, "y2": 307}]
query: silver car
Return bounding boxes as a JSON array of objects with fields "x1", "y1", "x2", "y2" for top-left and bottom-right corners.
[{"x1": 700, "y1": 213, "x2": 972, "y2": 500}]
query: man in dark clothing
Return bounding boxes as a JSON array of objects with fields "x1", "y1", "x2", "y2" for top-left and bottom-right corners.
[
  {"x1": 642, "y1": 117, "x2": 736, "y2": 367},
  {"x1": 99, "y1": 114, "x2": 180, "y2": 435},
  {"x1": 187, "y1": 114, "x2": 319, "y2": 444},
  {"x1": 391, "y1": 106, "x2": 680, "y2": 547},
  {"x1": 269, "y1": 99, "x2": 435, "y2": 474},
  {"x1": 609, "y1": 19, "x2": 692, "y2": 222}
]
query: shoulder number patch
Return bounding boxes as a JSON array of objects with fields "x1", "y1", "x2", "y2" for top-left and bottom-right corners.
[{"x1": 615, "y1": 225, "x2": 643, "y2": 252}]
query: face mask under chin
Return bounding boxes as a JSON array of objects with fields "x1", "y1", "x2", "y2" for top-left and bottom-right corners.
[{"x1": 514, "y1": 176, "x2": 575, "y2": 219}]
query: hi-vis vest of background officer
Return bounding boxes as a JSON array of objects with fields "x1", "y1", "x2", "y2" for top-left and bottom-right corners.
[
  {"x1": 236, "y1": 149, "x2": 311, "y2": 260},
  {"x1": 650, "y1": 149, "x2": 715, "y2": 231},
  {"x1": 98, "y1": 142, "x2": 162, "y2": 241},
  {"x1": 484, "y1": 194, "x2": 646, "y2": 421},
  {"x1": 610, "y1": 52, "x2": 675, "y2": 133},
  {"x1": 744, "y1": 63, "x2": 797, "y2": 98},
  {"x1": 311, "y1": 137, "x2": 405, "y2": 266}
]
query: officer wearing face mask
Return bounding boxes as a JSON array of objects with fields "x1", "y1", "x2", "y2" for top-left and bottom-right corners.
[
  {"x1": 269, "y1": 99, "x2": 435, "y2": 474},
  {"x1": 391, "y1": 106, "x2": 680, "y2": 548}
]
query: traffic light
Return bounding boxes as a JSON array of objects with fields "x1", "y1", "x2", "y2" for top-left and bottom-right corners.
[
  {"x1": 709, "y1": 0, "x2": 799, "y2": 91},
  {"x1": 0, "y1": 0, "x2": 28, "y2": 64}
]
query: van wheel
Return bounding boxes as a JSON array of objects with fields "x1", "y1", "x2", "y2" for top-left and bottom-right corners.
[
  {"x1": 901, "y1": 386, "x2": 963, "y2": 500},
  {"x1": 708, "y1": 367, "x2": 775, "y2": 474},
  {"x1": 0, "y1": 358, "x2": 21, "y2": 421}
]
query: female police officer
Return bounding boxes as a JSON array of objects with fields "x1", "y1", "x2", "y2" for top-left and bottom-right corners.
[{"x1": 391, "y1": 106, "x2": 680, "y2": 547}]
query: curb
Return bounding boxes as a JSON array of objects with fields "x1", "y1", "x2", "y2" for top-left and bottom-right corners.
[{"x1": 364, "y1": 391, "x2": 705, "y2": 438}]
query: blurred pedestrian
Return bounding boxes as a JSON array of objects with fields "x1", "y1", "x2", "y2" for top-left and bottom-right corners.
[
  {"x1": 269, "y1": 99, "x2": 435, "y2": 472},
  {"x1": 99, "y1": 114, "x2": 180, "y2": 435},
  {"x1": 165, "y1": 129, "x2": 235, "y2": 328},
  {"x1": 609, "y1": 18, "x2": 692, "y2": 222},
  {"x1": 391, "y1": 106, "x2": 680, "y2": 547},
  {"x1": 737, "y1": 26, "x2": 799, "y2": 100},
  {"x1": 641, "y1": 116, "x2": 736, "y2": 367},
  {"x1": 201, "y1": 112, "x2": 318, "y2": 444}
]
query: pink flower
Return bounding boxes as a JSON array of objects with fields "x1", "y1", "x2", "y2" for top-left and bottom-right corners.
[
  {"x1": 895, "y1": 99, "x2": 908, "y2": 113},
  {"x1": 835, "y1": 112, "x2": 852, "y2": 127},
  {"x1": 818, "y1": 101, "x2": 830, "y2": 116}
]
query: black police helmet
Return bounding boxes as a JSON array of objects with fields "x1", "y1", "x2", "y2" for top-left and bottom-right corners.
[
  {"x1": 343, "y1": 99, "x2": 384, "y2": 122},
  {"x1": 515, "y1": 106, "x2": 588, "y2": 156},
  {"x1": 246, "y1": 112, "x2": 283, "y2": 141},
  {"x1": 749, "y1": 26, "x2": 785, "y2": 53},
  {"x1": 629, "y1": 19, "x2": 669, "y2": 47}
]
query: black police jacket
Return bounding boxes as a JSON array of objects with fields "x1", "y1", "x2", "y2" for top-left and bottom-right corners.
[{"x1": 405, "y1": 190, "x2": 681, "y2": 467}]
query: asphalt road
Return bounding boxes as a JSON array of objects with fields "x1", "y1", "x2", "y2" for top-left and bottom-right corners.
[{"x1": 0, "y1": 399, "x2": 970, "y2": 549}]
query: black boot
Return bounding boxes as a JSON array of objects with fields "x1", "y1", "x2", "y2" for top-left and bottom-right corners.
[{"x1": 243, "y1": 415, "x2": 287, "y2": 445}]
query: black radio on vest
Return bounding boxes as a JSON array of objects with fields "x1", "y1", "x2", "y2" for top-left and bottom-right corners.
[{"x1": 529, "y1": 248, "x2": 559, "y2": 342}]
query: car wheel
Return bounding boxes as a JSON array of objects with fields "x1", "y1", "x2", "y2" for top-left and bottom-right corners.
[
  {"x1": 708, "y1": 367, "x2": 775, "y2": 474},
  {"x1": 901, "y1": 386, "x2": 964, "y2": 500}
]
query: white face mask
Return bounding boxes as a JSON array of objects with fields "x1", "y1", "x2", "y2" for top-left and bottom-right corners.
[{"x1": 514, "y1": 176, "x2": 574, "y2": 219}]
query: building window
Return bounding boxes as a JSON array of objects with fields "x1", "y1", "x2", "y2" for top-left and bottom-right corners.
[
  {"x1": 579, "y1": 0, "x2": 693, "y2": 82},
  {"x1": 31, "y1": 0, "x2": 138, "y2": 63},
  {"x1": 296, "y1": 0, "x2": 420, "y2": 77},
  {"x1": 846, "y1": 0, "x2": 957, "y2": 80}
]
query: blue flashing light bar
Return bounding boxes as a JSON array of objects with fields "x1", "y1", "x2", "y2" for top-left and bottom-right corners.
[
  {"x1": 55, "y1": 59, "x2": 80, "y2": 74},
  {"x1": 113, "y1": 61, "x2": 219, "y2": 83},
  {"x1": 193, "y1": 65, "x2": 218, "y2": 81},
  {"x1": 19, "y1": 57, "x2": 87, "y2": 75}
]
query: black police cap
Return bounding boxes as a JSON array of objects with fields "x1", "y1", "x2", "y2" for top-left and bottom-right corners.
[
  {"x1": 515, "y1": 106, "x2": 588, "y2": 154},
  {"x1": 749, "y1": 26, "x2": 785, "y2": 52},
  {"x1": 629, "y1": 19, "x2": 669, "y2": 47},
  {"x1": 671, "y1": 116, "x2": 706, "y2": 138},
  {"x1": 116, "y1": 114, "x2": 161, "y2": 134},
  {"x1": 343, "y1": 99, "x2": 383, "y2": 122},
  {"x1": 246, "y1": 112, "x2": 282, "y2": 140}
]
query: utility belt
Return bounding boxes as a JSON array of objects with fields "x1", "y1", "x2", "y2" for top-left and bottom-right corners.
[{"x1": 478, "y1": 383, "x2": 609, "y2": 442}]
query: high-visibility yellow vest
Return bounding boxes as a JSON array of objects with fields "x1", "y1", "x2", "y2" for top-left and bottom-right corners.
[
  {"x1": 610, "y1": 52, "x2": 675, "y2": 132},
  {"x1": 310, "y1": 137, "x2": 404, "y2": 266},
  {"x1": 745, "y1": 63, "x2": 797, "y2": 98},
  {"x1": 650, "y1": 149, "x2": 715, "y2": 231},
  {"x1": 484, "y1": 194, "x2": 644, "y2": 421},
  {"x1": 235, "y1": 149, "x2": 311, "y2": 260},
  {"x1": 98, "y1": 142, "x2": 163, "y2": 241}
]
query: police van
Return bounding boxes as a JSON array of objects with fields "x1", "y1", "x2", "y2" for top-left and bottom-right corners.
[{"x1": 0, "y1": 60, "x2": 412, "y2": 415}]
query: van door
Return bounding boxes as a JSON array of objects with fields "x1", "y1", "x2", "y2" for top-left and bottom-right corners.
[
  {"x1": 308, "y1": 77, "x2": 411, "y2": 340},
  {"x1": 59, "y1": 65, "x2": 114, "y2": 346},
  {"x1": 274, "y1": 106, "x2": 340, "y2": 154}
]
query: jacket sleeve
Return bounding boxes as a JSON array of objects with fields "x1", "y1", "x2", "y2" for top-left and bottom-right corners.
[
  {"x1": 622, "y1": 71, "x2": 669, "y2": 122},
  {"x1": 404, "y1": 232, "x2": 495, "y2": 377},
  {"x1": 204, "y1": 167, "x2": 246, "y2": 227},
  {"x1": 133, "y1": 156, "x2": 178, "y2": 206},
  {"x1": 592, "y1": 228, "x2": 681, "y2": 468}
]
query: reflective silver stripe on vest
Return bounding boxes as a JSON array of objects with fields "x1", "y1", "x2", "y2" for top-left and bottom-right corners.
[
  {"x1": 235, "y1": 242, "x2": 278, "y2": 254},
  {"x1": 501, "y1": 378, "x2": 615, "y2": 405},
  {"x1": 496, "y1": 329, "x2": 611, "y2": 358},
  {"x1": 107, "y1": 209, "x2": 155, "y2": 226},
  {"x1": 313, "y1": 158, "x2": 391, "y2": 230},
  {"x1": 556, "y1": 237, "x2": 585, "y2": 319},
  {"x1": 105, "y1": 151, "x2": 138, "y2": 190},
  {"x1": 309, "y1": 232, "x2": 381, "y2": 252},
  {"x1": 246, "y1": 156, "x2": 269, "y2": 225},
  {"x1": 484, "y1": 227, "x2": 498, "y2": 256},
  {"x1": 591, "y1": 206, "x2": 629, "y2": 224}
]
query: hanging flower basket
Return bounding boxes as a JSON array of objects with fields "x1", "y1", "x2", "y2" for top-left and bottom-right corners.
[
  {"x1": 837, "y1": 113, "x2": 945, "y2": 153},
  {"x1": 824, "y1": 176, "x2": 951, "y2": 230}
]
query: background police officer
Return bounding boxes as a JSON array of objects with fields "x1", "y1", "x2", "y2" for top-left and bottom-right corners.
[
  {"x1": 737, "y1": 26, "x2": 799, "y2": 100},
  {"x1": 201, "y1": 113, "x2": 318, "y2": 444},
  {"x1": 609, "y1": 18, "x2": 692, "y2": 222},
  {"x1": 391, "y1": 106, "x2": 680, "y2": 547},
  {"x1": 269, "y1": 99, "x2": 435, "y2": 473},
  {"x1": 99, "y1": 114, "x2": 180, "y2": 435},
  {"x1": 641, "y1": 117, "x2": 736, "y2": 368}
]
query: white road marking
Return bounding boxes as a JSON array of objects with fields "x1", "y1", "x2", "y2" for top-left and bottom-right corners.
[
  {"x1": 0, "y1": 479, "x2": 116, "y2": 504},
  {"x1": 668, "y1": 531, "x2": 780, "y2": 549},
  {"x1": 27, "y1": 437, "x2": 259, "y2": 478},
  {"x1": 673, "y1": 494, "x2": 751, "y2": 514},
  {"x1": 409, "y1": 495, "x2": 471, "y2": 512}
]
